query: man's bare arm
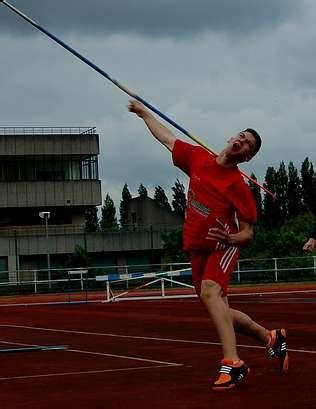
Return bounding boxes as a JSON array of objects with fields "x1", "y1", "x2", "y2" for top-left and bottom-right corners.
[
  {"x1": 128, "y1": 100, "x2": 176, "y2": 152},
  {"x1": 206, "y1": 219, "x2": 254, "y2": 247}
]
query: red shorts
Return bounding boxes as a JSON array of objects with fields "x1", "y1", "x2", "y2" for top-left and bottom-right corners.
[{"x1": 189, "y1": 246, "x2": 239, "y2": 296}]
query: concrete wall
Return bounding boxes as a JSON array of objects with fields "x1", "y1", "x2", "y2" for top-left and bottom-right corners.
[
  {"x1": 0, "y1": 230, "x2": 164, "y2": 257},
  {"x1": 128, "y1": 197, "x2": 184, "y2": 228},
  {"x1": 0, "y1": 229, "x2": 166, "y2": 272},
  {"x1": 0, "y1": 180, "x2": 101, "y2": 207},
  {"x1": 0, "y1": 133, "x2": 99, "y2": 156}
]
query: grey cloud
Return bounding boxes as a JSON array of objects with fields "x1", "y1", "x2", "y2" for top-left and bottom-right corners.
[
  {"x1": 0, "y1": 0, "x2": 300, "y2": 37},
  {"x1": 1, "y1": 1, "x2": 316, "y2": 208}
]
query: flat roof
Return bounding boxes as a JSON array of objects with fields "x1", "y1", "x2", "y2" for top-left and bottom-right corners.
[{"x1": 0, "y1": 127, "x2": 96, "y2": 135}]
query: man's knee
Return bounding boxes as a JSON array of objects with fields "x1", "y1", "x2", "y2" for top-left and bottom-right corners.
[{"x1": 200, "y1": 280, "x2": 222, "y2": 304}]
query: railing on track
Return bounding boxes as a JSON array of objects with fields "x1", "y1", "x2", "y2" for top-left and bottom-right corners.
[{"x1": 0, "y1": 256, "x2": 315, "y2": 303}]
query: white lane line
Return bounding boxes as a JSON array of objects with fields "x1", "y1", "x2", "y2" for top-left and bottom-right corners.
[
  {"x1": 67, "y1": 348, "x2": 183, "y2": 366},
  {"x1": 1, "y1": 324, "x2": 315, "y2": 355},
  {"x1": 0, "y1": 340, "x2": 183, "y2": 366},
  {"x1": 229, "y1": 289, "x2": 316, "y2": 296},
  {"x1": 0, "y1": 340, "x2": 49, "y2": 347},
  {"x1": 0, "y1": 300, "x2": 103, "y2": 307},
  {"x1": 0, "y1": 364, "x2": 177, "y2": 381},
  {"x1": 0, "y1": 289, "x2": 314, "y2": 307},
  {"x1": 0, "y1": 338, "x2": 181, "y2": 366}
]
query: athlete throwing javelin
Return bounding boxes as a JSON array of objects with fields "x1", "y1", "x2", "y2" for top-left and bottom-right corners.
[{"x1": 128, "y1": 99, "x2": 288, "y2": 390}]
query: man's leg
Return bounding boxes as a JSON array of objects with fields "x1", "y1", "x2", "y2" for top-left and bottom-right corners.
[
  {"x1": 229, "y1": 307, "x2": 288, "y2": 373},
  {"x1": 189, "y1": 251, "x2": 206, "y2": 297},
  {"x1": 200, "y1": 279, "x2": 239, "y2": 360},
  {"x1": 200, "y1": 279, "x2": 250, "y2": 389},
  {"x1": 230, "y1": 307, "x2": 270, "y2": 344},
  {"x1": 190, "y1": 251, "x2": 250, "y2": 389}
]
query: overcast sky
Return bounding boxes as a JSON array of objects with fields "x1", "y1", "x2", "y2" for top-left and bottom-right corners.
[{"x1": 1, "y1": 0, "x2": 316, "y2": 208}]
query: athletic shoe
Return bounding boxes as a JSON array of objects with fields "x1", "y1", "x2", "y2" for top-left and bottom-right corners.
[
  {"x1": 266, "y1": 328, "x2": 289, "y2": 373},
  {"x1": 212, "y1": 359, "x2": 250, "y2": 390}
]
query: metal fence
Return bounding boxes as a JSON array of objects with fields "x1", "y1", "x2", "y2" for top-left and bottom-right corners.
[
  {"x1": 0, "y1": 256, "x2": 315, "y2": 297},
  {"x1": 233, "y1": 256, "x2": 316, "y2": 283},
  {"x1": 0, "y1": 126, "x2": 96, "y2": 135}
]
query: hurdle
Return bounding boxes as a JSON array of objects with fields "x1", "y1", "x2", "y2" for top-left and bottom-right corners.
[
  {"x1": 96, "y1": 268, "x2": 195, "y2": 302},
  {"x1": 0, "y1": 344, "x2": 68, "y2": 354},
  {"x1": 67, "y1": 269, "x2": 89, "y2": 303}
]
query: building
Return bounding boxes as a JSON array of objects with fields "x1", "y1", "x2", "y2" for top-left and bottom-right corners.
[
  {"x1": 128, "y1": 196, "x2": 183, "y2": 231},
  {"x1": 0, "y1": 126, "x2": 101, "y2": 273},
  {"x1": 0, "y1": 127, "x2": 183, "y2": 277}
]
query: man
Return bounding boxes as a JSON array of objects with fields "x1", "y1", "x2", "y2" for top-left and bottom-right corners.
[
  {"x1": 128, "y1": 99, "x2": 288, "y2": 390},
  {"x1": 303, "y1": 221, "x2": 316, "y2": 252}
]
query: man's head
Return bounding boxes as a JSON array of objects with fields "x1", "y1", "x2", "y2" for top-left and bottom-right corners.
[
  {"x1": 225, "y1": 128, "x2": 261, "y2": 164},
  {"x1": 244, "y1": 128, "x2": 261, "y2": 157}
]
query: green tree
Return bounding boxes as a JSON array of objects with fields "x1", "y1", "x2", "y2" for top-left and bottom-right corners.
[
  {"x1": 161, "y1": 229, "x2": 189, "y2": 263},
  {"x1": 276, "y1": 161, "x2": 288, "y2": 222},
  {"x1": 287, "y1": 162, "x2": 303, "y2": 219},
  {"x1": 119, "y1": 183, "x2": 132, "y2": 229},
  {"x1": 65, "y1": 244, "x2": 90, "y2": 268},
  {"x1": 153, "y1": 185, "x2": 171, "y2": 210},
  {"x1": 85, "y1": 206, "x2": 99, "y2": 232},
  {"x1": 262, "y1": 166, "x2": 281, "y2": 229},
  {"x1": 171, "y1": 179, "x2": 186, "y2": 217},
  {"x1": 301, "y1": 158, "x2": 316, "y2": 214},
  {"x1": 242, "y1": 212, "x2": 314, "y2": 259},
  {"x1": 100, "y1": 194, "x2": 118, "y2": 231},
  {"x1": 138, "y1": 183, "x2": 148, "y2": 198},
  {"x1": 312, "y1": 176, "x2": 316, "y2": 215},
  {"x1": 248, "y1": 173, "x2": 262, "y2": 221}
]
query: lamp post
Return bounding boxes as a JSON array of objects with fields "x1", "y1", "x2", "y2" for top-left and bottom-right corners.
[{"x1": 39, "y1": 211, "x2": 51, "y2": 288}]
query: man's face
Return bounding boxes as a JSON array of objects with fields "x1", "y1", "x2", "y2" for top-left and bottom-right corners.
[{"x1": 226, "y1": 131, "x2": 256, "y2": 162}]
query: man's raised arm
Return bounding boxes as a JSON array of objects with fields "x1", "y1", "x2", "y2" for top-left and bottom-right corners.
[{"x1": 128, "y1": 100, "x2": 176, "y2": 152}]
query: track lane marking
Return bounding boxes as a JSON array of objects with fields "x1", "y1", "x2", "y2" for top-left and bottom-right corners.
[
  {"x1": 0, "y1": 289, "x2": 314, "y2": 306},
  {"x1": 0, "y1": 364, "x2": 179, "y2": 381},
  {"x1": 68, "y1": 348, "x2": 183, "y2": 366},
  {"x1": 0, "y1": 338, "x2": 182, "y2": 366},
  {"x1": 1, "y1": 324, "x2": 315, "y2": 354}
]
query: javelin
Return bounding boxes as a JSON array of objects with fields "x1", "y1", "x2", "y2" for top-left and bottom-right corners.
[{"x1": 0, "y1": 0, "x2": 275, "y2": 198}]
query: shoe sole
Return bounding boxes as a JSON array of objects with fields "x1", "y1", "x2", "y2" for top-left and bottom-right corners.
[
  {"x1": 212, "y1": 368, "x2": 250, "y2": 391},
  {"x1": 212, "y1": 384, "x2": 236, "y2": 391}
]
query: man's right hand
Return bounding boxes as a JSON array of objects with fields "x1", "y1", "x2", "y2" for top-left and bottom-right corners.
[{"x1": 128, "y1": 99, "x2": 149, "y2": 119}]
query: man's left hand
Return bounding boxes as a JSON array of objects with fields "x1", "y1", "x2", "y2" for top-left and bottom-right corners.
[{"x1": 206, "y1": 227, "x2": 229, "y2": 243}]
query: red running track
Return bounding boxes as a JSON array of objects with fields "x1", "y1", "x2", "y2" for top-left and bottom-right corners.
[{"x1": 0, "y1": 283, "x2": 315, "y2": 409}]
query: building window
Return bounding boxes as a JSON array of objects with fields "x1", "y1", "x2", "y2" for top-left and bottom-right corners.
[
  {"x1": 80, "y1": 156, "x2": 98, "y2": 180},
  {"x1": 0, "y1": 155, "x2": 99, "y2": 182}
]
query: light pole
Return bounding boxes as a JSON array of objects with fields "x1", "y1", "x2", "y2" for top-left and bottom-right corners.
[{"x1": 39, "y1": 211, "x2": 51, "y2": 288}]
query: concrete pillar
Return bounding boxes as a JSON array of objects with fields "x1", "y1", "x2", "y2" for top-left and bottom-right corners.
[{"x1": 7, "y1": 256, "x2": 18, "y2": 283}]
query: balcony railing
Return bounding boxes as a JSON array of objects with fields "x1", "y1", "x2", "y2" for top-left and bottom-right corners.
[{"x1": 0, "y1": 127, "x2": 96, "y2": 135}]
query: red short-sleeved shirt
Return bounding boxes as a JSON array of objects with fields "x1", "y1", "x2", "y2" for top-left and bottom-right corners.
[{"x1": 172, "y1": 139, "x2": 257, "y2": 252}]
